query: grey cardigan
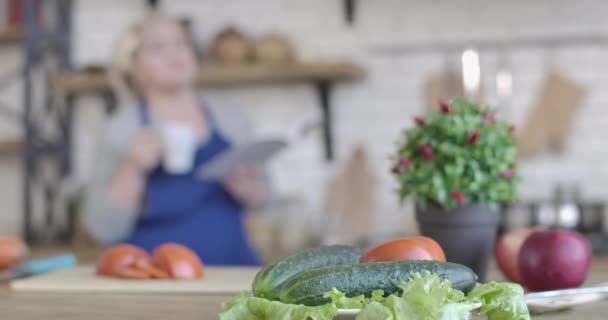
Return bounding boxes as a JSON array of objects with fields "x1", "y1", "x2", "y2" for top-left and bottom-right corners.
[{"x1": 83, "y1": 103, "x2": 260, "y2": 246}]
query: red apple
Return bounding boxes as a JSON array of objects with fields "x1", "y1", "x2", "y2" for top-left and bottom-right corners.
[
  {"x1": 519, "y1": 229, "x2": 592, "y2": 291},
  {"x1": 494, "y1": 228, "x2": 537, "y2": 283}
]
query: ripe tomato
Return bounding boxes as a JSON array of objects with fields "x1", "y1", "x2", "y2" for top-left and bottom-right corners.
[
  {"x1": 133, "y1": 259, "x2": 170, "y2": 279},
  {"x1": 0, "y1": 237, "x2": 27, "y2": 269},
  {"x1": 96, "y1": 244, "x2": 150, "y2": 277},
  {"x1": 360, "y1": 236, "x2": 446, "y2": 263},
  {"x1": 152, "y1": 243, "x2": 204, "y2": 280}
]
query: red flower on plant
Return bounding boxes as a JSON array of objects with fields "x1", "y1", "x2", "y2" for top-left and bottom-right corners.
[
  {"x1": 414, "y1": 117, "x2": 427, "y2": 127},
  {"x1": 391, "y1": 165, "x2": 400, "y2": 174},
  {"x1": 398, "y1": 157, "x2": 411, "y2": 170},
  {"x1": 392, "y1": 157, "x2": 411, "y2": 174},
  {"x1": 420, "y1": 144, "x2": 434, "y2": 161},
  {"x1": 500, "y1": 169, "x2": 516, "y2": 179},
  {"x1": 451, "y1": 191, "x2": 465, "y2": 205},
  {"x1": 483, "y1": 113, "x2": 495, "y2": 124},
  {"x1": 439, "y1": 98, "x2": 451, "y2": 113},
  {"x1": 467, "y1": 130, "x2": 480, "y2": 145}
]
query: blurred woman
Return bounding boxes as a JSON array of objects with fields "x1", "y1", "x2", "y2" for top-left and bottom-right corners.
[{"x1": 84, "y1": 14, "x2": 269, "y2": 265}]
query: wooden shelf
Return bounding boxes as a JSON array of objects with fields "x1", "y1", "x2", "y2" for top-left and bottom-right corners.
[
  {"x1": 50, "y1": 62, "x2": 366, "y2": 94},
  {"x1": 50, "y1": 62, "x2": 365, "y2": 161},
  {"x1": 0, "y1": 139, "x2": 21, "y2": 154},
  {"x1": 0, "y1": 27, "x2": 22, "y2": 45}
]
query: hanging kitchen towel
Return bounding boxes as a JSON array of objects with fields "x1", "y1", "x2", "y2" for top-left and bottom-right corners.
[{"x1": 517, "y1": 70, "x2": 586, "y2": 157}]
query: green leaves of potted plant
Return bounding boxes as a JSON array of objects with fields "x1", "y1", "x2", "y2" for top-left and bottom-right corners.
[{"x1": 392, "y1": 98, "x2": 519, "y2": 281}]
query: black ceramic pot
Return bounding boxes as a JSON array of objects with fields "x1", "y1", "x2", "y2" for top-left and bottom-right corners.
[{"x1": 416, "y1": 203, "x2": 499, "y2": 282}]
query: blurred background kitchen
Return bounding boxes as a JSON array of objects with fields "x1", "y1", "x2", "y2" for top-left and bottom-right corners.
[{"x1": 0, "y1": 0, "x2": 607, "y2": 263}]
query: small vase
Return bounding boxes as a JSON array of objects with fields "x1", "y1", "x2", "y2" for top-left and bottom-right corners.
[{"x1": 416, "y1": 203, "x2": 499, "y2": 282}]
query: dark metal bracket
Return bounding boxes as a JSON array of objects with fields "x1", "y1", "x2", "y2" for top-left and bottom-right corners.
[
  {"x1": 344, "y1": 0, "x2": 356, "y2": 24},
  {"x1": 315, "y1": 81, "x2": 334, "y2": 161}
]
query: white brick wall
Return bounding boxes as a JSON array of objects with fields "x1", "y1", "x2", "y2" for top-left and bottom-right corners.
[
  {"x1": 73, "y1": 0, "x2": 147, "y2": 66},
  {"x1": 2, "y1": 0, "x2": 608, "y2": 236},
  {"x1": 161, "y1": 0, "x2": 608, "y2": 235}
]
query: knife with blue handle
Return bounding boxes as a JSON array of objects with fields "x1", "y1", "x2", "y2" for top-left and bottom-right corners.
[{"x1": 0, "y1": 253, "x2": 77, "y2": 282}]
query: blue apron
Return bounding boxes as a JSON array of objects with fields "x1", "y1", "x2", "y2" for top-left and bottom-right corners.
[{"x1": 126, "y1": 104, "x2": 259, "y2": 266}]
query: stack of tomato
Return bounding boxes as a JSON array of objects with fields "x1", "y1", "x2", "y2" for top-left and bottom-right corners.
[{"x1": 96, "y1": 243, "x2": 204, "y2": 280}]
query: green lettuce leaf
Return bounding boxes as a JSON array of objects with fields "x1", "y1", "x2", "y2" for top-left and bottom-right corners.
[
  {"x1": 324, "y1": 288, "x2": 386, "y2": 309},
  {"x1": 219, "y1": 292, "x2": 337, "y2": 320},
  {"x1": 324, "y1": 288, "x2": 367, "y2": 309},
  {"x1": 355, "y1": 301, "x2": 394, "y2": 320},
  {"x1": 399, "y1": 271, "x2": 465, "y2": 306},
  {"x1": 355, "y1": 272, "x2": 472, "y2": 320},
  {"x1": 353, "y1": 296, "x2": 475, "y2": 320},
  {"x1": 439, "y1": 303, "x2": 478, "y2": 320},
  {"x1": 370, "y1": 289, "x2": 387, "y2": 303},
  {"x1": 466, "y1": 281, "x2": 530, "y2": 320}
]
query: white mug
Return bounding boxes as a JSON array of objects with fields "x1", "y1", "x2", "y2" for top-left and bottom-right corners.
[{"x1": 159, "y1": 122, "x2": 197, "y2": 174}]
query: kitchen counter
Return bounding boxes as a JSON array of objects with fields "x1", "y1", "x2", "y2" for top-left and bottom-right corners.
[
  {"x1": 0, "y1": 254, "x2": 607, "y2": 319},
  {"x1": 0, "y1": 285, "x2": 232, "y2": 319}
]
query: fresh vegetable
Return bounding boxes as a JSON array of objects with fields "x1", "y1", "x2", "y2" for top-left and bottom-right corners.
[
  {"x1": 330, "y1": 275, "x2": 529, "y2": 320},
  {"x1": 219, "y1": 292, "x2": 337, "y2": 320},
  {"x1": 360, "y1": 236, "x2": 446, "y2": 263},
  {"x1": 279, "y1": 261, "x2": 477, "y2": 306},
  {"x1": 0, "y1": 237, "x2": 27, "y2": 269},
  {"x1": 96, "y1": 244, "x2": 150, "y2": 278},
  {"x1": 152, "y1": 243, "x2": 204, "y2": 280},
  {"x1": 494, "y1": 228, "x2": 538, "y2": 283},
  {"x1": 323, "y1": 287, "x2": 384, "y2": 309},
  {"x1": 353, "y1": 272, "x2": 474, "y2": 320},
  {"x1": 96, "y1": 243, "x2": 202, "y2": 280},
  {"x1": 252, "y1": 245, "x2": 364, "y2": 299},
  {"x1": 519, "y1": 229, "x2": 591, "y2": 291},
  {"x1": 220, "y1": 272, "x2": 530, "y2": 320},
  {"x1": 467, "y1": 281, "x2": 530, "y2": 320},
  {"x1": 114, "y1": 267, "x2": 151, "y2": 279},
  {"x1": 133, "y1": 259, "x2": 170, "y2": 279}
]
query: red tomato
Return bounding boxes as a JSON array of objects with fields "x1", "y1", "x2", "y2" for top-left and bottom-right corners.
[
  {"x1": 96, "y1": 244, "x2": 150, "y2": 277},
  {"x1": 114, "y1": 267, "x2": 150, "y2": 280},
  {"x1": 152, "y1": 243, "x2": 204, "y2": 280},
  {"x1": 0, "y1": 237, "x2": 27, "y2": 269},
  {"x1": 133, "y1": 260, "x2": 170, "y2": 279},
  {"x1": 360, "y1": 236, "x2": 446, "y2": 263}
]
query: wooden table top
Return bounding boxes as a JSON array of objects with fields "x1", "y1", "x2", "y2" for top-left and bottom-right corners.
[
  {"x1": 0, "y1": 286, "x2": 230, "y2": 319},
  {"x1": 1, "y1": 253, "x2": 607, "y2": 319}
]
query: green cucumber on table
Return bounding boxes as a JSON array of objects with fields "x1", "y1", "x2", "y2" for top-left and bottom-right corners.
[
  {"x1": 252, "y1": 245, "x2": 364, "y2": 300},
  {"x1": 279, "y1": 260, "x2": 478, "y2": 306}
]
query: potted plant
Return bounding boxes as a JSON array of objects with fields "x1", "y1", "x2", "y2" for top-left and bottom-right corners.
[{"x1": 392, "y1": 98, "x2": 519, "y2": 281}]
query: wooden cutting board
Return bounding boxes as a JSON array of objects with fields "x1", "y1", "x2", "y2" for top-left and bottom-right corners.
[
  {"x1": 424, "y1": 70, "x2": 466, "y2": 111},
  {"x1": 326, "y1": 145, "x2": 375, "y2": 244},
  {"x1": 11, "y1": 266, "x2": 260, "y2": 294},
  {"x1": 517, "y1": 70, "x2": 585, "y2": 157}
]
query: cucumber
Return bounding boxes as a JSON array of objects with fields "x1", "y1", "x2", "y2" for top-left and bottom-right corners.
[
  {"x1": 252, "y1": 245, "x2": 364, "y2": 300},
  {"x1": 279, "y1": 261, "x2": 478, "y2": 306}
]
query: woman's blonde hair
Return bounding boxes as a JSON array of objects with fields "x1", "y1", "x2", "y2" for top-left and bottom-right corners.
[{"x1": 110, "y1": 13, "x2": 194, "y2": 103}]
